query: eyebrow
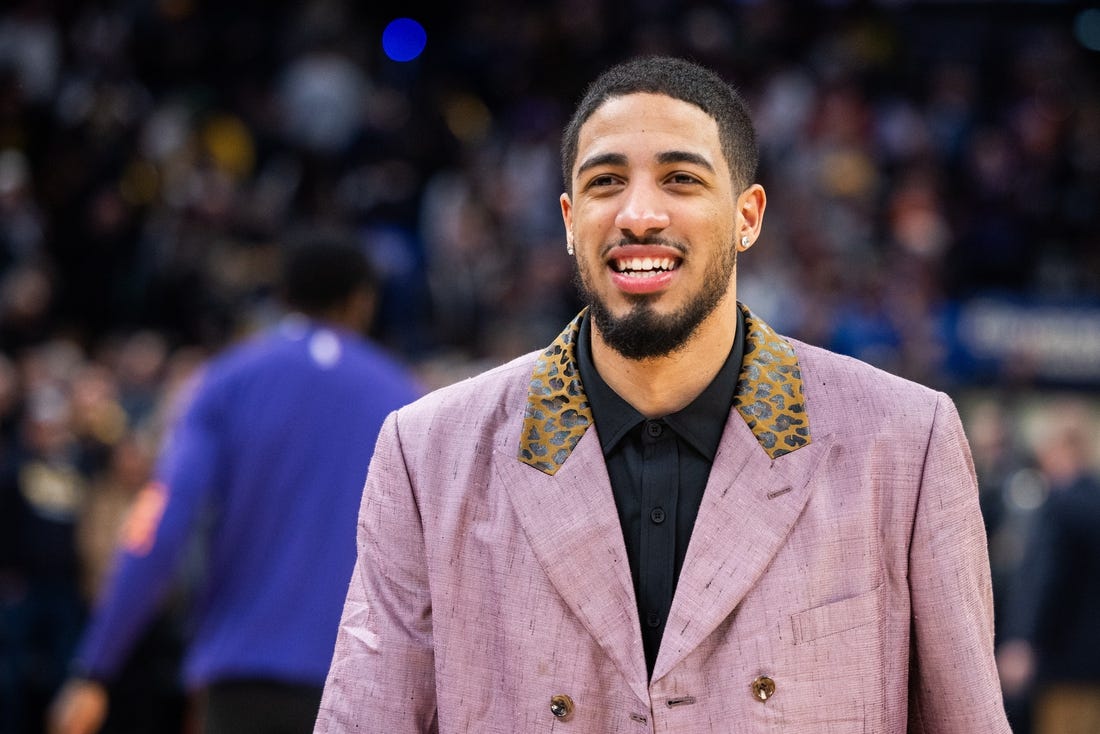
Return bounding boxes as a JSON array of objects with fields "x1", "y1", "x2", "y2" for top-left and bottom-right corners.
[
  {"x1": 657, "y1": 150, "x2": 716, "y2": 172},
  {"x1": 576, "y1": 152, "x2": 627, "y2": 176},
  {"x1": 575, "y1": 150, "x2": 717, "y2": 177}
]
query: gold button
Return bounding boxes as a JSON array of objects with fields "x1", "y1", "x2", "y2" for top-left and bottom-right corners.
[
  {"x1": 751, "y1": 675, "x2": 776, "y2": 702},
  {"x1": 550, "y1": 694, "x2": 575, "y2": 721}
]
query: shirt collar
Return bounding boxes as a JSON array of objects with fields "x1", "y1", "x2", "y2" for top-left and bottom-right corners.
[
  {"x1": 575, "y1": 311, "x2": 744, "y2": 461},
  {"x1": 574, "y1": 314, "x2": 642, "y2": 454},
  {"x1": 518, "y1": 303, "x2": 811, "y2": 475}
]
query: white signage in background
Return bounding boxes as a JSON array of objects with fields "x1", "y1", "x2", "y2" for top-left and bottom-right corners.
[{"x1": 957, "y1": 299, "x2": 1100, "y2": 382}]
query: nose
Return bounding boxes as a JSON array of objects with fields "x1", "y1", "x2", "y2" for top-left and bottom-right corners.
[{"x1": 614, "y1": 181, "x2": 670, "y2": 237}]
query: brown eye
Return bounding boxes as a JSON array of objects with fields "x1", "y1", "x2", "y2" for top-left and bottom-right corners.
[{"x1": 668, "y1": 172, "x2": 700, "y2": 185}]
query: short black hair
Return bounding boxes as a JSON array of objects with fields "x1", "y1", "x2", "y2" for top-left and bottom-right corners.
[
  {"x1": 279, "y1": 238, "x2": 377, "y2": 315},
  {"x1": 560, "y1": 55, "x2": 758, "y2": 195}
]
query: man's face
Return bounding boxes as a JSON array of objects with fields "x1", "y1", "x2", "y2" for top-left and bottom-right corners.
[{"x1": 561, "y1": 93, "x2": 746, "y2": 360}]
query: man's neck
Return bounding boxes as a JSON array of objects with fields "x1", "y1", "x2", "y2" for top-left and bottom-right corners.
[{"x1": 590, "y1": 300, "x2": 740, "y2": 419}]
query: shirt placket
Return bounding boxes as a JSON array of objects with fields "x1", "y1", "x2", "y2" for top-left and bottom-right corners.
[{"x1": 639, "y1": 419, "x2": 678, "y2": 661}]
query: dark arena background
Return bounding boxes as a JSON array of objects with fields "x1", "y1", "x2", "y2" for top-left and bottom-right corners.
[{"x1": 1, "y1": 1, "x2": 1099, "y2": 732}]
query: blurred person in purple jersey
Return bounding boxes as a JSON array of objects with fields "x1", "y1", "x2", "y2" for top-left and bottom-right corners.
[{"x1": 48, "y1": 237, "x2": 424, "y2": 734}]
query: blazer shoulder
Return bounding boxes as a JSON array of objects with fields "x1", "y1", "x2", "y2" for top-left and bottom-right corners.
[
  {"x1": 789, "y1": 338, "x2": 951, "y2": 434},
  {"x1": 394, "y1": 349, "x2": 539, "y2": 427}
]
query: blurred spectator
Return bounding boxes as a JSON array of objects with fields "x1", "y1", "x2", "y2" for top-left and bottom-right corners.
[
  {"x1": 0, "y1": 262, "x2": 56, "y2": 355},
  {"x1": 1, "y1": 371, "x2": 92, "y2": 734},
  {"x1": 277, "y1": 42, "x2": 370, "y2": 158},
  {"x1": 997, "y1": 399, "x2": 1100, "y2": 734},
  {"x1": 0, "y1": 149, "x2": 45, "y2": 272},
  {"x1": 965, "y1": 393, "x2": 1041, "y2": 733},
  {"x1": 965, "y1": 396, "x2": 1031, "y2": 624},
  {"x1": 47, "y1": 238, "x2": 423, "y2": 734}
]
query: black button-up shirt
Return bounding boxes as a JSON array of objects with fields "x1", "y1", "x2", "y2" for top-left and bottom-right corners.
[{"x1": 576, "y1": 311, "x2": 745, "y2": 677}]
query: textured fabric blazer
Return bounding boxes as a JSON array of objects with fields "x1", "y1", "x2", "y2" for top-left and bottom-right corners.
[{"x1": 315, "y1": 306, "x2": 1011, "y2": 733}]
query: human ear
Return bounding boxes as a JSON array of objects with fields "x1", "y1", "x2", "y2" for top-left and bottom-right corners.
[{"x1": 736, "y1": 184, "x2": 766, "y2": 251}]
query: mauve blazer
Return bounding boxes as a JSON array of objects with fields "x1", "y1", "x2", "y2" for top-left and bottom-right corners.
[{"x1": 315, "y1": 306, "x2": 1011, "y2": 733}]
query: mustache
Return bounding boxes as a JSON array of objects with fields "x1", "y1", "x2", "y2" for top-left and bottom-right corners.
[{"x1": 599, "y1": 234, "x2": 687, "y2": 258}]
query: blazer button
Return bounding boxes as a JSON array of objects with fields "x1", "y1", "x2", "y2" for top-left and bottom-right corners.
[
  {"x1": 550, "y1": 694, "x2": 575, "y2": 721},
  {"x1": 751, "y1": 675, "x2": 776, "y2": 702}
]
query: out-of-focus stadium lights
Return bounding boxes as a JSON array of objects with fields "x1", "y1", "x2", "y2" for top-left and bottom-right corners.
[
  {"x1": 1076, "y1": 8, "x2": 1100, "y2": 52},
  {"x1": 382, "y1": 18, "x2": 428, "y2": 62},
  {"x1": 443, "y1": 93, "x2": 492, "y2": 143}
]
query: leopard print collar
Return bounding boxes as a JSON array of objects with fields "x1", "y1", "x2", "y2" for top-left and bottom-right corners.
[{"x1": 518, "y1": 304, "x2": 811, "y2": 475}]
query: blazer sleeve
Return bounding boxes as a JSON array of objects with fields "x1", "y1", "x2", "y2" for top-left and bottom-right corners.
[
  {"x1": 906, "y1": 393, "x2": 1011, "y2": 732},
  {"x1": 315, "y1": 410, "x2": 439, "y2": 733}
]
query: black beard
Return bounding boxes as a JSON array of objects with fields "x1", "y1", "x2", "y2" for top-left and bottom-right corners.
[{"x1": 573, "y1": 242, "x2": 736, "y2": 360}]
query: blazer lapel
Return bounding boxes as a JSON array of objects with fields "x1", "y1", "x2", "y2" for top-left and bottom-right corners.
[
  {"x1": 495, "y1": 430, "x2": 650, "y2": 702},
  {"x1": 653, "y1": 420, "x2": 834, "y2": 681}
]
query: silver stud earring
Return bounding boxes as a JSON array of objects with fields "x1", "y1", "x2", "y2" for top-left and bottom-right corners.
[
  {"x1": 567, "y1": 240, "x2": 574, "y2": 256},
  {"x1": 741, "y1": 235, "x2": 751, "y2": 248}
]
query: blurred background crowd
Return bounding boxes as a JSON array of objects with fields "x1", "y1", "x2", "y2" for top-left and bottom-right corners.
[{"x1": 1, "y1": 0, "x2": 1098, "y2": 732}]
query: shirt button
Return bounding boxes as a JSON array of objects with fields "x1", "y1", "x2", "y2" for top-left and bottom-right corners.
[
  {"x1": 646, "y1": 421, "x2": 663, "y2": 437},
  {"x1": 645, "y1": 611, "x2": 662, "y2": 628},
  {"x1": 650, "y1": 507, "x2": 666, "y2": 524}
]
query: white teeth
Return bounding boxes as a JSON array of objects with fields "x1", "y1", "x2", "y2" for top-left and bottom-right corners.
[{"x1": 614, "y1": 257, "x2": 679, "y2": 274}]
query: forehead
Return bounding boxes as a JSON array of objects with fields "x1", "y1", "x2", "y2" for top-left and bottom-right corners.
[{"x1": 574, "y1": 92, "x2": 723, "y2": 172}]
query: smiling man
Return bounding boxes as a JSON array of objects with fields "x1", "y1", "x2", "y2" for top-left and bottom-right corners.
[{"x1": 315, "y1": 56, "x2": 1011, "y2": 733}]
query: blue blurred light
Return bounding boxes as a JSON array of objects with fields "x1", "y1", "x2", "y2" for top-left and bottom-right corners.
[
  {"x1": 1075, "y1": 9, "x2": 1100, "y2": 52},
  {"x1": 382, "y1": 18, "x2": 427, "y2": 62}
]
